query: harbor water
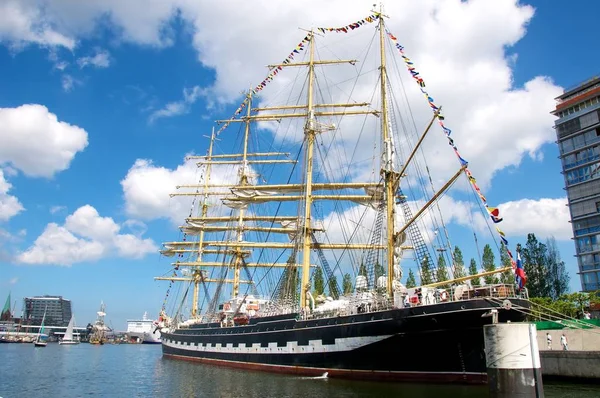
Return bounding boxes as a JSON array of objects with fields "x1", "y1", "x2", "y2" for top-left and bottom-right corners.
[{"x1": 0, "y1": 344, "x2": 597, "y2": 397}]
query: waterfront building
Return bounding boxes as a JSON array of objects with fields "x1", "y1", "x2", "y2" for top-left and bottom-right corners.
[
  {"x1": 553, "y1": 75, "x2": 600, "y2": 291},
  {"x1": 23, "y1": 295, "x2": 72, "y2": 327}
]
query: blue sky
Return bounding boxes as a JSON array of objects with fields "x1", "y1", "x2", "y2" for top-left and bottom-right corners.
[{"x1": 1, "y1": 0, "x2": 599, "y2": 328}]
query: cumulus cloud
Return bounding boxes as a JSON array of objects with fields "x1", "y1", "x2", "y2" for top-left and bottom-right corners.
[
  {"x1": 319, "y1": 194, "x2": 571, "y2": 269},
  {"x1": 121, "y1": 158, "x2": 199, "y2": 222},
  {"x1": 17, "y1": 205, "x2": 157, "y2": 266},
  {"x1": 0, "y1": 104, "x2": 88, "y2": 177},
  {"x1": 0, "y1": 2, "x2": 561, "y2": 188},
  {"x1": 0, "y1": 0, "x2": 75, "y2": 49},
  {"x1": 498, "y1": 197, "x2": 571, "y2": 240},
  {"x1": 77, "y1": 48, "x2": 111, "y2": 69},
  {"x1": 120, "y1": 157, "x2": 239, "y2": 223},
  {"x1": 0, "y1": 169, "x2": 24, "y2": 222},
  {"x1": 3, "y1": 1, "x2": 568, "y2": 246},
  {"x1": 0, "y1": 0, "x2": 177, "y2": 50}
]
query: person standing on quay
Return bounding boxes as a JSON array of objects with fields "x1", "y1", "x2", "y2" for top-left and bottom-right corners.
[
  {"x1": 546, "y1": 332, "x2": 552, "y2": 350},
  {"x1": 560, "y1": 333, "x2": 568, "y2": 351}
]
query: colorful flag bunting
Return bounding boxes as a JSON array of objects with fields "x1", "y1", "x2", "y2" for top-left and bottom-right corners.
[{"x1": 385, "y1": 27, "x2": 516, "y2": 265}]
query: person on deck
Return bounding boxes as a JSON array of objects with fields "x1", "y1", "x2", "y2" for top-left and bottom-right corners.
[
  {"x1": 560, "y1": 333, "x2": 568, "y2": 351},
  {"x1": 546, "y1": 333, "x2": 552, "y2": 350}
]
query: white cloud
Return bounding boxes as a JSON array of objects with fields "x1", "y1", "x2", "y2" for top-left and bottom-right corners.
[
  {"x1": 4, "y1": 1, "x2": 569, "y2": 244},
  {"x1": 149, "y1": 85, "x2": 205, "y2": 123},
  {"x1": 17, "y1": 205, "x2": 157, "y2": 266},
  {"x1": 0, "y1": 169, "x2": 24, "y2": 222},
  {"x1": 120, "y1": 157, "x2": 239, "y2": 223},
  {"x1": 64, "y1": 205, "x2": 120, "y2": 240},
  {"x1": 9, "y1": 277, "x2": 18, "y2": 285},
  {"x1": 122, "y1": 219, "x2": 148, "y2": 236},
  {"x1": 0, "y1": 104, "x2": 88, "y2": 177},
  {"x1": 54, "y1": 61, "x2": 68, "y2": 71},
  {"x1": 0, "y1": 0, "x2": 76, "y2": 49},
  {"x1": 0, "y1": 2, "x2": 561, "y2": 188},
  {"x1": 77, "y1": 48, "x2": 111, "y2": 69},
  {"x1": 318, "y1": 194, "x2": 571, "y2": 269},
  {"x1": 17, "y1": 223, "x2": 106, "y2": 265},
  {"x1": 498, "y1": 197, "x2": 571, "y2": 240},
  {"x1": 121, "y1": 158, "x2": 201, "y2": 222},
  {"x1": 50, "y1": 205, "x2": 66, "y2": 214},
  {"x1": 0, "y1": 0, "x2": 177, "y2": 50},
  {"x1": 61, "y1": 74, "x2": 82, "y2": 92}
]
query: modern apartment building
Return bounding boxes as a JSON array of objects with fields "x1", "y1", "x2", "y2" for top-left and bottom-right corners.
[
  {"x1": 554, "y1": 75, "x2": 600, "y2": 291},
  {"x1": 23, "y1": 295, "x2": 72, "y2": 327}
]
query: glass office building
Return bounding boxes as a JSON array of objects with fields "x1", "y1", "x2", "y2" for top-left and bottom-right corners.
[
  {"x1": 23, "y1": 295, "x2": 72, "y2": 327},
  {"x1": 554, "y1": 75, "x2": 600, "y2": 291}
]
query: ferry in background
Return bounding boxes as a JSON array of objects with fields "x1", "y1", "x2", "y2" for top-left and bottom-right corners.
[{"x1": 127, "y1": 312, "x2": 161, "y2": 344}]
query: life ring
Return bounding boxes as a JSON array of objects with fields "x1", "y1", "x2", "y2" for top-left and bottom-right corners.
[
  {"x1": 440, "y1": 290, "x2": 449, "y2": 302},
  {"x1": 223, "y1": 303, "x2": 231, "y2": 311}
]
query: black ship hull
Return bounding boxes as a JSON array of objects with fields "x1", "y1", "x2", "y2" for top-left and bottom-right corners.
[{"x1": 161, "y1": 298, "x2": 529, "y2": 383}]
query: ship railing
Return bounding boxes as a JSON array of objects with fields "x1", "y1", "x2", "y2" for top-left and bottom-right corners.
[
  {"x1": 301, "y1": 284, "x2": 527, "y2": 320},
  {"x1": 406, "y1": 283, "x2": 528, "y2": 308}
]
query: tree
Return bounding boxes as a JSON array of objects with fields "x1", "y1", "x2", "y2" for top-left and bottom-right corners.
[
  {"x1": 436, "y1": 253, "x2": 449, "y2": 288},
  {"x1": 453, "y1": 246, "x2": 466, "y2": 279},
  {"x1": 406, "y1": 269, "x2": 417, "y2": 288},
  {"x1": 469, "y1": 258, "x2": 480, "y2": 287},
  {"x1": 530, "y1": 292, "x2": 599, "y2": 320},
  {"x1": 327, "y1": 275, "x2": 340, "y2": 298},
  {"x1": 358, "y1": 262, "x2": 367, "y2": 277},
  {"x1": 342, "y1": 273, "x2": 353, "y2": 294},
  {"x1": 521, "y1": 233, "x2": 550, "y2": 298},
  {"x1": 499, "y1": 243, "x2": 514, "y2": 284},
  {"x1": 420, "y1": 254, "x2": 433, "y2": 285},
  {"x1": 482, "y1": 244, "x2": 496, "y2": 284},
  {"x1": 546, "y1": 237, "x2": 570, "y2": 300},
  {"x1": 313, "y1": 267, "x2": 324, "y2": 296},
  {"x1": 374, "y1": 262, "x2": 386, "y2": 282}
]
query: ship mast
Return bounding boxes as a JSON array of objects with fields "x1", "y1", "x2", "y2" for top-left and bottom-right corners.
[
  {"x1": 161, "y1": 25, "x2": 400, "y2": 316},
  {"x1": 300, "y1": 30, "x2": 316, "y2": 311},
  {"x1": 232, "y1": 90, "x2": 254, "y2": 298},
  {"x1": 191, "y1": 129, "x2": 216, "y2": 317},
  {"x1": 376, "y1": 7, "x2": 398, "y2": 296},
  {"x1": 155, "y1": 129, "x2": 218, "y2": 318}
]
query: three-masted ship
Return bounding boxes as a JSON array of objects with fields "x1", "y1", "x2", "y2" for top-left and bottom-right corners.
[{"x1": 156, "y1": 9, "x2": 530, "y2": 383}]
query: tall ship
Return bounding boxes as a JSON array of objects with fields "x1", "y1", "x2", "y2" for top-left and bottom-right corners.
[
  {"x1": 89, "y1": 301, "x2": 109, "y2": 345},
  {"x1": 155, "y1": 8, "x2": 530, "y2": 383},
  {"x1": 127, "y1": 312, "x2": 161, "y2": 344}
]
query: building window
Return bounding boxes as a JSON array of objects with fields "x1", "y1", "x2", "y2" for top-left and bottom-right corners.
[
  {"x1": 581, "y1": 111, "x2": 600, "y2": 129},
  {"x1": 557, "y1": 117, "x2": 582, "y2": 138}
]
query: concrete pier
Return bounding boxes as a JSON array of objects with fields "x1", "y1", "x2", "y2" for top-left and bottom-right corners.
[
  {"x1": 537, "y1": 328, "x2": 600, "y2": 351},
  {"x1": 540, "y1": 351, "x2": 600, "y2": 380},
  {"x1": 484, "y1": 323, "x2": 544, "y2": 397}
]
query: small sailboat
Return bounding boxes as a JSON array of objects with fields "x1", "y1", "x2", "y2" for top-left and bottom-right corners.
[
  {"x1": 59, "y1": 316, "x2": 79, "y2": 345},
  {"x1": 33, "y1": 307, "x2": 47, "y2": 347}
]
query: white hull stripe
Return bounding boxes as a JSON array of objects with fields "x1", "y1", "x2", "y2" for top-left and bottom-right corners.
[{"x1": 163, "y1": 335, "x2": 393, "y2": 354}]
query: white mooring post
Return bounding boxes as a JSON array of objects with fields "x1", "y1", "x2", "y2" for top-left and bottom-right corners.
[{"x1": 484, "y1": 321, "x2": 544, "y2": 398}]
